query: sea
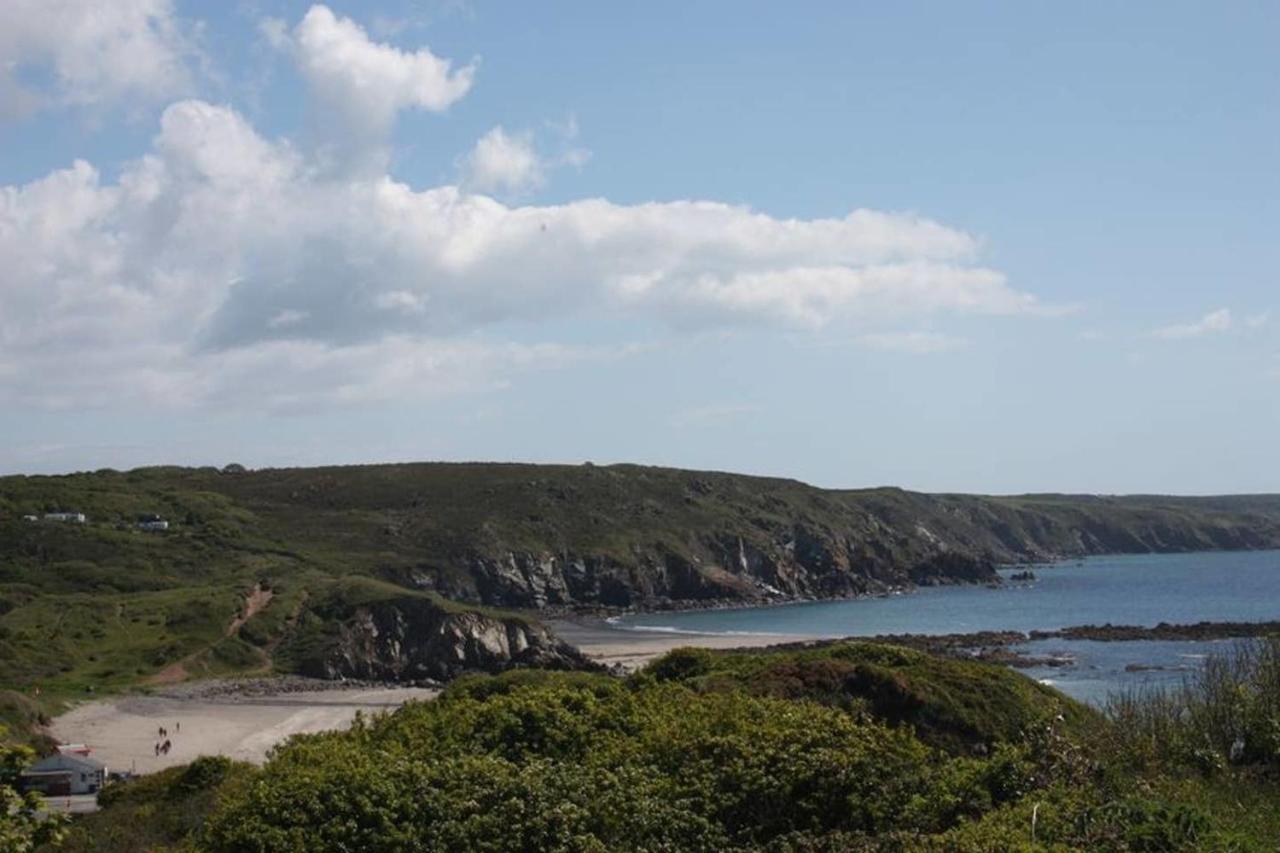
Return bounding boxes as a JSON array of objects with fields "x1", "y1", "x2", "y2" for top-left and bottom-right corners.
[{"x1": 610, "y1": 550, "x2": 1280, "y2": 706}]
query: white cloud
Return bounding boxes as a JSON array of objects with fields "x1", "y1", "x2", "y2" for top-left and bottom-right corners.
[
  {"x1": 268, "y1": 310, "x2": 309, "y2": 329},
  {"x1": 0, "y1": 99, "x2": 1038, "y2": 411},
  {"x1": 461, "y1": 126, "x2": 545, "y2": 194},
  {"x1": 1151, "y1": 308, "x2": 1232, "y2": 340},
  {"x1": 279, "y1": 5, "x2": 474, "y2": 136},
  {"x1": 856, "y1": 331, "x2": 967, "y2": 353},
  {"x1": 0, "y1": 0, "x2": 193, "y2": 115},
  {"x1": 1245, "y1": 311, "x2": 1269, "y2": 330},
  {"x1": 459, "y1": 119, "x2": 592, "y2": 196}
]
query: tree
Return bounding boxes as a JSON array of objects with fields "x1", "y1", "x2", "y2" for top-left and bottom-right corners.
[{"x1": 0, "y1": 729, "x2": 68, "y2": 852}]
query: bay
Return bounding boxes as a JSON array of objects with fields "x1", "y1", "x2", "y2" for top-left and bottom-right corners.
[{"x1": 612, "y1": 550, "x2": 1280, "y2": 704}]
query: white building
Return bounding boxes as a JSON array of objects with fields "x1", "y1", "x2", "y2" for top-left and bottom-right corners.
[
  {"x1": 137, "y1": 514, "x2": 169, "y2": 531},
  {"x1": 19, "y1": 751, "x2": 107, "y2": 795},
  {"x1": 43, "y1": 512, "x2": 86, "y2": 523}
]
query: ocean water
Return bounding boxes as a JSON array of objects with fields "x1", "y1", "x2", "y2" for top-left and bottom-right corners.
[{"x1": 612, "y1": 550, "x2": 1280, "y2": 704}]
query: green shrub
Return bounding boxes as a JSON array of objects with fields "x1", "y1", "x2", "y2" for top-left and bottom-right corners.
[
  {"x1": 1104, "y1": 637, "x2": 1280, "y2": 774},
  {"x1": 200, "y1": 673, "x2": 1058, "y2": 850}
]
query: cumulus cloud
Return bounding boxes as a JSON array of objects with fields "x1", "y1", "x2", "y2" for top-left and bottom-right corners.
[
  {"x1": 0, "y1": 99, "x2": 1038, "y2": 410},
  {"x1": 266, "y1": 4, "x2": 474, "y2": 169},
  {"x1": 459, "y1": 118, "x2": 592, "y2": 197},
  {"x1": 1151, "y1": 308, "x2": 1232, "y2": 340},
  {"x1": 0, "y1": 0, "x2": 192, "y2": 115},
  {"x1": 460, "y1": 126, "x2": 545, "y2": 194}
]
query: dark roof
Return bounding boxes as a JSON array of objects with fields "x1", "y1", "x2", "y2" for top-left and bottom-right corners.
[{"x1": 25, "y1": 752, "x2": 106, "y2": 773}]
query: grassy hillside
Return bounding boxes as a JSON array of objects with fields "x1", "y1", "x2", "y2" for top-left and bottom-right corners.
[{"x1": 2, "y1": 462, "x2": 1278, "y2": 740}]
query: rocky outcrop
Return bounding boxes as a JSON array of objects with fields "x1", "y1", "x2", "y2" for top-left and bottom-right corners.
[{"x1": 303, "y1": 597, "x2": 598, "y2": 682}]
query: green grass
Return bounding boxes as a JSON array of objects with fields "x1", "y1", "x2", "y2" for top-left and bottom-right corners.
[{"x1": 3, "y1": 462, "x2": 1279, "y2": 743}]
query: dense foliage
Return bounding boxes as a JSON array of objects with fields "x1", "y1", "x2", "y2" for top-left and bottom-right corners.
[
  {"x1": 54, "y1": 757, "x2": 252, "y2": 853},
  {"x1": 642, "y1": 641, "x2": 1095, "y2": 753},
  {"x1": 50, "y1": 641, "x2": 1280, "y2": 851},
  {"x1": 0, "y1": 726, "x2": 67, "y2": 852}
]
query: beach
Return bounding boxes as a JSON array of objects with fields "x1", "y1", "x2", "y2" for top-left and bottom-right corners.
[
  {"x1": 549, "y1": 618, "x2": 821, "y2": 671},
  {"x1": 50, "y1": 682, "x2": 438, "y2": 776},
  {"x1": 46, "y1": 624, "x2": 814, "y2": 779}
]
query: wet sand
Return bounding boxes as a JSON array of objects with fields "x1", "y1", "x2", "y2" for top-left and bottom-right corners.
[
  {"x1": 550, "y1": 618, "x2": 821, "y2": 671},
  {"x1": 50, "y1": 685, "x2": 438, "y2": 775}
]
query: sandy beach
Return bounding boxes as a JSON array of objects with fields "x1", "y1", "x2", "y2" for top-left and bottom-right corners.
[
  {"x1": 49, "y1": 623, "x2": 819, "y2": 778},
  {"x1": 550, "y1": 618, "x2": 822, "y2": 671},
  {"x1": 50, "y1": 683, "x2": 438, "y2": 776}
]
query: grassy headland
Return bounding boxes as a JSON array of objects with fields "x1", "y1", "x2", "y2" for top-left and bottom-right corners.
[{"x1": 2, "y1": 462, "x2": 1279, "y2": 742}]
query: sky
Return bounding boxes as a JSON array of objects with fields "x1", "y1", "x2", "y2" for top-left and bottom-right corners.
[{"x1": 0, "y1": 1, "x2": 1276, "y2": 494}]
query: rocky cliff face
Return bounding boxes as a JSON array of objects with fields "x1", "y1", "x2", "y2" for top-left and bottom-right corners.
[
  {"x1": 302, "y1": 597, "x2": 597, "y2": 681},
  {"x1": 459, "y1": 525, "x2": 1002, "y2": 611},
  {"x1": 400, "y1": 486, "x2": 1280, "y2": 611}
]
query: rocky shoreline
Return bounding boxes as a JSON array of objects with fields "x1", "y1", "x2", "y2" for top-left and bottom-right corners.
[
  {"x1": 1031, "y1": 620, "x2": 1280, "y2": 642},
  {"x1": 669, "y1": 619, "x2": 1280, "y2": 671},
  {"x1": 149, "y1": 675, "x2": 443, "y2": 702}
]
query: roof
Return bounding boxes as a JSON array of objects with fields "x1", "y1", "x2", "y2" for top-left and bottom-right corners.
[{"x1": 24, "y1": 752, "x2": 106, "y2": 774}]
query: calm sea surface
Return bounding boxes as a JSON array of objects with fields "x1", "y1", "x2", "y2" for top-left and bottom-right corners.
[{"x1": 612, "y1": 550, "x2": 1280, "y2": 705}]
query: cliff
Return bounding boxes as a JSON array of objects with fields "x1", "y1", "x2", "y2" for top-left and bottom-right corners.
[
  {"x1": 3, "y1": 462, "x2": 1279, "y2": 700},
  {"x1": 297, "y1": 596, "x2": 596, "y2": 681},
  {"x1": 4, "y1": 463, "x2": 1280, "y2": 615},
  {"x1": 272, "y1": 579, "x2": 598, "y2": 682}
]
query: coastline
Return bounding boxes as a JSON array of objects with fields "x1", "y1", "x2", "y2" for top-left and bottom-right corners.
[
  {"x1": 548, "y1": 618, "x2": 824, "y2": 671},
  {"x1": 541, "y1": 547, "x2": 1278, "y2": 624},
  {"x1": 551, "y1": 614, "x2": 1280, "y2": 675}
]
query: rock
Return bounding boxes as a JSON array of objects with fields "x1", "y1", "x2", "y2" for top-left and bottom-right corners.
[{"x1": 304, "y1": 597, "x2": 599, "y2": 682}]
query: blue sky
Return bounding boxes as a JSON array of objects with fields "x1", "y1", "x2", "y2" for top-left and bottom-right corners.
[{"x1": 0, "y1": 1, "x2": 1276, "y2": 493}]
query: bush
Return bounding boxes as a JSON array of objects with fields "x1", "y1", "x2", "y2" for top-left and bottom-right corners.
[
  {"x1": 1104, "y1": 637, "x2": 1280, "y2": 773},
  {"x1": 201, "y1": 675, "x2": 1022, "y2": 850}
]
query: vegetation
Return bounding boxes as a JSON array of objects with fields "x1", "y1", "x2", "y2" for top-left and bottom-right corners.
[
  {"x1": 44, "y1": 639, "x2": 1280, "y2": 851},
  {"x1": 642, "y1": 641, "x2": 1095, "y2": 753},
  {"x1": 1, "y1": 727, "x2": 67, "y2": 852},
  {"x1": 3, "y1": 462, "x2": 1278, "y2": 743},
  {"x1": 1102, "y1": 638, "x2": 1280, "y2": 771},
  {"x1": 53, "y1": 757, "x2": 254, "y2": 853}
]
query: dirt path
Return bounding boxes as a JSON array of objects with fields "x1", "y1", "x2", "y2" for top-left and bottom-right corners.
[
  {"x1": 51, "y1": 685, "x2": 438, "y2": 775},
  {"x1": 226, "y1": 583, "x2": 274, "y2": 637},
  {"x1": 147, "y1": 584, "x2": 276, "y2": 685},
  {"x1": 148, "y1": 661, "x2": 190, "y2": 685}
]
